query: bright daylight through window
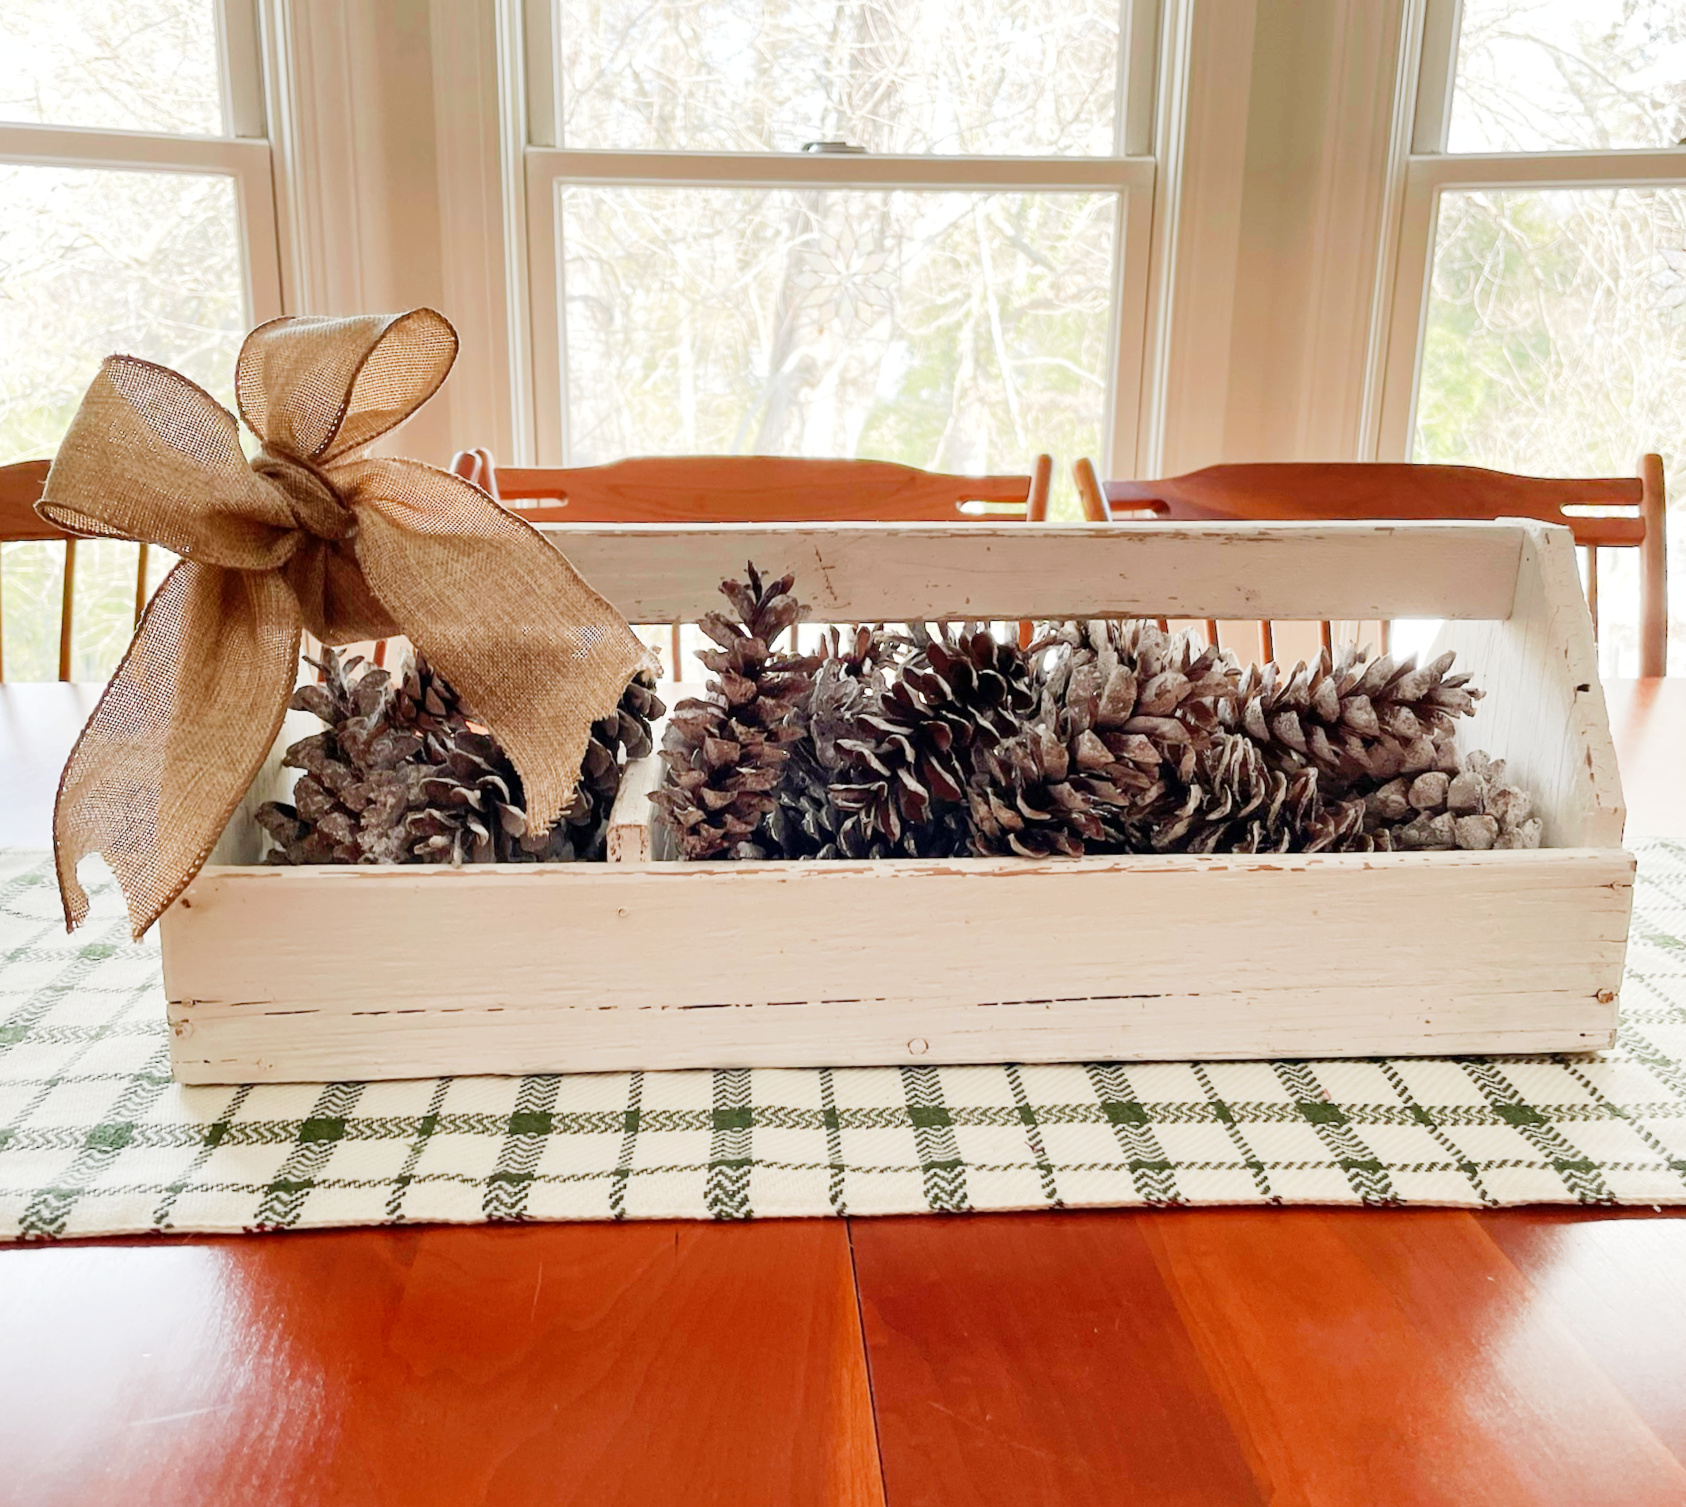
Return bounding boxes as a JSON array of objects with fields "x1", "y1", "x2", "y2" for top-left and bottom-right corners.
[
  {"x1": 0, "y1": 0, "x2": 264, "y2": 682},
  {"x1": 537, "y1": 0, "x2": 1153, "y2": 517},
  {"x1": 1408, "y1": 0, "x2": 1686, "y2": 675}
]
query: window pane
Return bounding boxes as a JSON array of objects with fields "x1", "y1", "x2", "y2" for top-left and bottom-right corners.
[
  {"x1": 559, "y1": 186, "x2": 1114, "y2": 511},
  {"x1": 559, "y1": 0, "x2": 1119, "y2": 156},
  {"x1": 0, "y1": 0, "x2": 223, "y2": 135},
  {"x1": 1413, "y1": 187, "x2": 1686, "y2": 675},
  {"x1": 0, "y1": 164, "x2": 245, "y2": 681},
  {"x1": 1447, "y1": 0, "x2": 1686, "y2": 153}
]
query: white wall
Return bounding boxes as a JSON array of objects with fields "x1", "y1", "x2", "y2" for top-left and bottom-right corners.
[{"x1": 1152, "y1": 0, "x2": 1412, "y2": 474}]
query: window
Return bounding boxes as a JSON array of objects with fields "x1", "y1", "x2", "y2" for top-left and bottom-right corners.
[
  {"x1": 0, "y1": 0, "x2": 281, "y2": 680},
  {"x1": 521, "y1": 0, "x2": 1163, "y2": 515},
  {"x1": 1379, "y1": 0, "x2": 1686, "y2": 675}
]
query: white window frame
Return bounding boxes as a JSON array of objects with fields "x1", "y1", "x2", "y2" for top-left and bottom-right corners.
[
  {"x1": 1372, "y1": 0, "x2": 1686, "y2": 462},
  {"x1": 506, "y1": 0, "x2": 1164, "y2": 475},
  {"x1": 0, "y1": 0, "x2": 285, "y2": 345}
]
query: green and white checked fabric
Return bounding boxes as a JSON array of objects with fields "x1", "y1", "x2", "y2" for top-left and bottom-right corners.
[{"x1": 3, "y1": 841, "x2": 1685, "y2": 1240}]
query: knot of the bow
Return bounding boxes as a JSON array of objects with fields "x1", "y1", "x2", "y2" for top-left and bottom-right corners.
[{"x1": 252, "y1": 449, "x2": 358, "y2": 542}]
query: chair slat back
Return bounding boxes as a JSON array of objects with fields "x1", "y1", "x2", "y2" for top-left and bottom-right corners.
[
  {"x1": 0, "y1": 458, "x2": 152, "y2": 682},
  {"x1": 0, "y1": 460, "x2": 57, "y2": 541},
  {"x1": 457, "y1": 451, "x2": 1052, "y2": 523},
  {"x1": 450, "y1": 450, "x2": 1055, "y2": 674},
  {"x1": 1074, "y1": 457, "x2": 1668, "y2": 676}
]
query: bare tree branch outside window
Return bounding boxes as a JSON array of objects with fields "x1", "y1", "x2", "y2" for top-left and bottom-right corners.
[{"x1": 552, "y1": 0, "x2": 1123, "y2": 525}]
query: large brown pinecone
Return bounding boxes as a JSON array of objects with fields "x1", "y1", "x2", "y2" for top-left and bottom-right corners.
[
  {"x1": 827, "y1": 623, "x2": 1035, "y2": 858},
  {"x1": 1222, "y1": 645, "x2": 1479, "y2": 795},
  {"x1": 766, "y1": 624, "x2": 902, "y2": 859},
  {"x1": 1033, "y1": 619, "x2": 1241, "y2": 791},
  {"x1": 966, "y1": 693, "x2": 1144, "y2": 857},
  {"x1": 258, "y1": 650, "x2": 662, "y2": 865},
  {"x1": 255, "y1": 650, "x2": 418, "y2": 865},
  {"x1": 649, "y1": 564, "x2": 822, "y2": 859},
  {"x1": 961, "y1": 620, "x2": 1245, "y2": 858},
  {"x1": 1148, "y1": 733, "x2": 1379, "y2": 854}
]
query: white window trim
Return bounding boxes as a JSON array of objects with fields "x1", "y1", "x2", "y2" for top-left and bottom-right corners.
[
  {"x1": 0, "y1": 0, "x2": 285, "y2": 340},
  {"x1": 497, "y1": 0, "x2": 1163, "y2": 475},
  {"x1": 1371, "y1": 0, "x2": 1686, "y2": 462}
]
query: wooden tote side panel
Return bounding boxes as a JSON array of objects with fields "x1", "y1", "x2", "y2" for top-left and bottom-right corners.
[
  {"x1": 1430, "y1": 521, "x2": 1625, "y2": 849},
  {"x1": 162, "y1": 851, "x2": 1632, "y2": 1084}
]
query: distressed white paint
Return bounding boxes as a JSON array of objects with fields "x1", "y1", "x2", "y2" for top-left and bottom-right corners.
[
  {"x1": 164, "y1": 848, "x2": 1631, "y2": 1083},
  {"x1": 165, "y1": 520, "x2": 1632, "y2": 1083},
  {"x1": 543, "y1": 520, "x2": 1522, "y2": 624}
]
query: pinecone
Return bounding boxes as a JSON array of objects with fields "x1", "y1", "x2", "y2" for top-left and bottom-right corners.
[
  {"x1": 1149, "y1": 733, "x2": 1378, "y2": 854},
  {"x1": 394, "y1": 650, "x2": 469, "y2": 734},
  {"x1": 766, "y1": 624, "x2": 901, "y2": 859},
  {"x1": 258, "y1": 650, "x2": 663, "y2": 865},
  {"x1": 966, "y1": 693, "x2": 1145, "y2": 857},
  {"x1": 396, "y1": 722, "x2": 529, "y2": 864},
  {"x1": 649, "y1": 564, "x2": 821, "y2": 859},
  {"x1": 392, "y1": 659, "x2": 662, "y2": 864},
  {"x1": 827, "y1": 623, "x2": 1036, "y2": 858},
  {"x1": 255, "y1": 650, "x2": 418, "y2": 865},
  {"x1": 409, "y1": 669, "x2": 663, "y2": 865},
  {"x1": 1032, "y1": 619, "x2": 1241, "y2": 795},
  {"x1": 1361, "y1": 749, "x2": 1541, "y2": 851},
  {"x1": 1223, "y1": 645, "x2": 1480, "y2": 795}
]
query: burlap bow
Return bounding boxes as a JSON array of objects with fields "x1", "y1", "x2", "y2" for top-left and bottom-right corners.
[{"x1": 39, "y1": 309, "x2": 654, "y2": 937}]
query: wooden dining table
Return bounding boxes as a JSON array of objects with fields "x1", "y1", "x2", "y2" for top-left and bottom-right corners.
[{"x1": 3, "y1": 677, "x2": 1684, "y2": 1506}]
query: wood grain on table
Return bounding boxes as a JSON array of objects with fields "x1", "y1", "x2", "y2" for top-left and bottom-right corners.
[
  {"x1": 0, "y1": 677, "x2": 1683, "y2": 1505},
  {"x1": 854, "y1": 1209, "x2": 1686, "y2": 1507},
  {"x1": 1, "y1": 1221, "x2": 884, "y2": 1507}
]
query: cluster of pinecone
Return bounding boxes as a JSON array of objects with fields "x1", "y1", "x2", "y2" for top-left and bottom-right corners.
[
  {"x1": 1363, "y1": 751, "x2": 1541, "y2": 851},
  {"x1": 257, "y1": 649, "x2": 663, "y2": 865},
  {"x1": 651, "y1": 563, "x2": 1530, "y2": 862}
]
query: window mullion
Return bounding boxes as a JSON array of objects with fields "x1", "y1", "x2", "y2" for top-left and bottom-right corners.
[
  {"x1": 523, "y1": 0, "x2": 560, "y2": 149},
  {"x1": 217, "y1": 0, "x2": 268, "y2": 139},
  {"x1": 0, "y1": 122, "x2": 267, "y2": 174},
  {"x1": 1408, "y1": 147, "x2": 1686, "y2": 190},
  {"x1": 1120, "y1": 0, "x2": 1161, "y2": 158},
  {"x1": 1410, "y1": 0, "x2": 1461, "y2": 155},
  {"x1": 528, "y1": 147, "x2": 1148, "y2": 193}
]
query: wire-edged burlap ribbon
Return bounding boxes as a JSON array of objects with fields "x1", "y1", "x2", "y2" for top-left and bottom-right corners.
[{"x1": 39, "y1": 308, "x2": 654, "y2": 938}]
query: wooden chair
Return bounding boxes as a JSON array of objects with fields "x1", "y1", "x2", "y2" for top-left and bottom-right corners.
[
  {"x1": 0, "y1": 458, "x2": 155, "y2": 683},
  {"x1": 449, "y1": 450, "x2": 1055, "y2": 669},
  {"x1": 1074, "y1": 455, "x2": 1669, "y2": 675}
]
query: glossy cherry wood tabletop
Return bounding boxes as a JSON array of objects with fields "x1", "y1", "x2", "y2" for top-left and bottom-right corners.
[
  {"x1": 2, "y1": 1221, "x2": 884, "y2": 1507},
  {"x1": 1603, "y1": 678, "x2": 1686, "y2": 840},
  {"x1": 1, "y1": 678, "x2": 1683, "y2": 1506}
]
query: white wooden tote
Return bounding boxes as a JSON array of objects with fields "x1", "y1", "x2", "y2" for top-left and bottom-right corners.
[{"x1": 163, "y1": 521, "x2": 1631, "y2": 1084}]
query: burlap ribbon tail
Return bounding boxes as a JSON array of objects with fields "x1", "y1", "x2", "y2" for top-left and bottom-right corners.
[{"x1": 38, "y1": 308, "x2": 653, "y2": 937}]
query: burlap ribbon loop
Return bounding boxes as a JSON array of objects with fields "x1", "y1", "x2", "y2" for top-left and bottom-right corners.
[{"x1": 39, "y1": 309, "x2": 654, "y2": 938}]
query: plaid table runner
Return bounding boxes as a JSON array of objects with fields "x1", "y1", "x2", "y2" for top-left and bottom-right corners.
[{"x1": 2, "y1": 841, "x2": 1684, "y2": 1240}]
